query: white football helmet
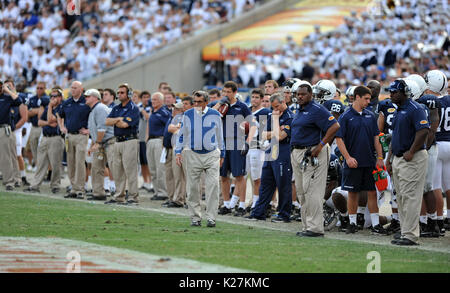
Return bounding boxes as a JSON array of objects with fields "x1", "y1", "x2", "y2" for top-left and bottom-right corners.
[
  {"x1": 290, "y1": 80, "x2": 312, "y2": 103},
  {"x1": 424, "y1": 70, "x2": 448, "y2": 96},
  {"x1": 312, "y1": 80, "x2": 336, "y2": 104},
  {"x1": 402, "y1": 79, "x2": 420, "y2": 100},
  {"x1": 345, "y1": 86, "x2": 356, "y2": 104},
  {"x1": 405, "y1": 74, "x2": 427, "y2": 96},
  {"x1": 282, "y1": 78, "x2": 301, "y2": 93}
]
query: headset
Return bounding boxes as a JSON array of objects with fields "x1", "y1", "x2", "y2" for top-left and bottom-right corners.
[
  {"x1": 119, "y1": 83, "x2": 133, "y2": 99},
  {"x1": 397, "y1": 79, "x2": 411, "y2": 98}
]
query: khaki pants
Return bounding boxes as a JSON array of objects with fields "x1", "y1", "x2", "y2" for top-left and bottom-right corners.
[
  {"x1": 165, "y1": 148, "x2": 175, "y2": 201},
  {"x1": 184, "y1": 149, "x2": 220, "y2": 222},
  {"x1": 165, "y1": 149, "x2": 186, "y2": 204},
  {"x1": 29, "y1": 126, "x2": 41, "y2": 165},
  {"x1": 0, "y1": 126, "x2": 17, "y2": 187},
  {"x1": 172, "y1": 149, "x2": 186, "y2": 205},
  {"x1": 113, "y1": 139, "x2": 139, "y2": 202},
  {"x1": 91, "y1": 139, "x2": 115, "y2": 197},
  {"x1": 9, "y1": 130, "x2": 20, "y2": 184},
  {"x1": 146, "y1": 138, "x2": 167, "y2": 197},
  {"x1": 291, "y1": 145, "x2": 330, "y2": 234},
  {"x1": 392, "y1": 150, "x2": 428, "y2": 243},
  {"x1": 32, "y1": 136, "x2": 64, "y2": 189},
  {"x1": 66, "y1": 133, "x2": 88, "y2": 194}
]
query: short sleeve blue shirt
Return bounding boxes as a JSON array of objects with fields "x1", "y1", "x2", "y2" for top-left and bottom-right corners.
[
  {"x1": 107, "y1": 100, "x2": 140, "y2": 137},
  {"x1": 59, "y1": 96, "x2": 90, "y2": 133},
  {"x1": 290, "y1": 100, "x2": 337, "y2": 147},
  {"x1": 391, "y1": 99, "x2": 430, "y2": 156},
  {"x1": 336, "y1": 107, "x2": 380, "y2": 168},
  {"x1": 28, "y1": 95, "x2": 50, "y2": 126},
  {"x1": 0, "y1": 94, "x2": 23, "y2": 125},
  {"x1": 148, "y1": 106, "x2": 171, "y2": 137}
]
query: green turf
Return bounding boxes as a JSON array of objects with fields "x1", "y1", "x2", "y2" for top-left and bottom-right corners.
[{"x1": 0, "y1": 192, "x2": 449, "y2": 273}]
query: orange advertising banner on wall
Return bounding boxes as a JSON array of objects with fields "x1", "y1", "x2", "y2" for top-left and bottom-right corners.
[{"x1": 202, "y1": 0, "x2": 372, "y2": 61}]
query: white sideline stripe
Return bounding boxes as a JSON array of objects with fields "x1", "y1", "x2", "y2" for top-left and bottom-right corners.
[
  {"x1": 8, "y1": 191, "x2": 450, "y2": 255},
  {"x1": 0, "y1": 236, "x2": 251, "y2": 273}
]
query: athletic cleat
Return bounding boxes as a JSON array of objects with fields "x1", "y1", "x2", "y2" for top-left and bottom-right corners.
[
  {"x1": 22, "y1": 177, "x2": 30, "y2": 186},
  {"x1": 371, "y1": 224, "x2": 389, "y2": 235},
  {"x1": 338, "y1": 215, "x2": 349, "y2": 232},
  {"x1": 385, "y1": 218, "x2": 401, "y2": 234},
  {"x1": 323, "y1": 204, "x2": 338, "y2": 231},
  {"x1": 64, "y1": 193, "x2": 77, "y2": 198},
  {"x1": 14, "y1": 181, "x2": 21, "y2": 188},
  {"x1": 356, "y1": 213, "x2": 365, "y2": 230},
  {"x1": 234, "y1": 207, "x2": 246, "y2": 217},
  {"x1": 245, "y1": 215, "x2": 264, "y2": 221},
  {"x1": 218, "y1": 206, "x2": 232, "y2": 215},
  {"x1": 271, "y1": 214, "x2": 290, "y2": 223},
  {"x1": 437, "y1": 220, "x2": 445, "y2": 237},
  {"x1": 206, "y1": 219, "x2": 216, "y2": 227},
  {"x1": 346, "y1": 223, "x2": 357, "y2": 234},
  {"x1": 191, "y1": 220, "x2": 201, "y2": 227},
  {"x1": 444, "y1": 218, "x2": 450, "y2": 231},
  {"x1": 424, "y1": 219, "x2": 439, "y2": 238},
  {"x1": 51, "y1": 188, "x2": 60, "y2": 194}
]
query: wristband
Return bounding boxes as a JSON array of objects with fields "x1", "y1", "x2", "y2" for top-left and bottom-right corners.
[
  {"x1": 320, "y1": 140, "x2": 325, "y2": 146},
  {"x1": 377, "y1": 156, "x2": 384, "y2": 160}
]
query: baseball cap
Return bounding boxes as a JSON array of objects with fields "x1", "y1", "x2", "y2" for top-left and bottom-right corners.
[
  {"x1": 85, "y1": 88, "x2": 101, "y2": 100},
  {"x1": 385, "y1": 80, "x2": 406, "y2": 92},
  {"x1": 172, "y1": 102, "x2": 184, "y2": 109}
]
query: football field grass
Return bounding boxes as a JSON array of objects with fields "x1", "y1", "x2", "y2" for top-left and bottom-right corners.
[{"x1": 0, "y1": 192, "x2": 449, "y2": 273}]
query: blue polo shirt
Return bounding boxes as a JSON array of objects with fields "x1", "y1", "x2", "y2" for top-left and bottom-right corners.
[
  {"x1": 0, "y1": 94, "x2": 22, "y2": 125},
  {"x1": 266, "y1": 108, "x2": 294, "y2": 161},
  {"x1": 148, "y1": 106, "x2": 171, "y2": 137},
  {"x1": 28, "y1": 94, "x2": 49, "y2": 126},
  {"x1": 9, "y1": 94, "x2": 27, "y2": 131},
  {"x1": 163, "y1": 117, "x2": 173, "y2": 148},
  {"x1": 323, "y1": 100, "x2": 345, "y2": 114},
  {"x1": 290, "y1": 100, "x2": 337, "y2": 147},
  {"x1": 107, "y1": 100, "x2": 140, "y2": 137},
  {"x1": 222, "y1": 99, "x2": 253, "y2": 140},
  {"x1": 391, "y1": 99, "x2": 430, "y2": 156},
  {"x1": 59, "y1": 96, "x2": 90, "y2": 133},
  {"x1": 336, "y1": 107, "x2": 379, "y2": 168},
  {"x1": 252, "y1": 107, "x2": 271, "y2": 143},
  {"x1": 378, "y1": 99, "x2": 397, "y2": 134},
  {"x1": 41, "y1": 104, "x2": 62, "y2": 136},
  {"x1": 436, "y1": 95, "x2": 450, "y2": 142}
]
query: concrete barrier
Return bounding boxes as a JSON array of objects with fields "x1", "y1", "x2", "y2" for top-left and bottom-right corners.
[{"x1": 82, "y1": 0, "x2": 301, "y2": 93}]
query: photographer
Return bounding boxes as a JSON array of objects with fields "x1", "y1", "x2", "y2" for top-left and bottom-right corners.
[{"x1": 290, "y1": 81, "x2": 339, "y2": 237}]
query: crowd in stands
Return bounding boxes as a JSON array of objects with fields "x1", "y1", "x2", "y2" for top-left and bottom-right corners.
[
  {"x1": 0, "y1": 0, "x2": 263, "y2": 91},
  {"x1": 205, "y1": 0, "x2": 450, "y2": 93}
]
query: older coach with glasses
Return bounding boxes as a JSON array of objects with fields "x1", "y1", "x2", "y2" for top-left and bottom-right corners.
[{"x1": 175, "y1": 91, "x2": 225, "y2": 227}]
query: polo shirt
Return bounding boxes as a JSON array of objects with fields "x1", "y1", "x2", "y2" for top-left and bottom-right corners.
[
  {"x1": 107, "y1": 100, "x2": 140, "y2": 137},
  {"x1": 41, "y1": 104, "x2": 62, "y2": 136},
  {"x1": 336, "y1": 107, "x2": 379, "y2": 168},
  {"x1": 391, "y1": 99, "x2": 430, "y2": 156},
  {"x1": 148, "y1": 105, "x2": 171, "y2": 137},
  {"x1": 0, "y1": 94, "x2": 22, "y2": 125},
  {"x1": 9, "y1": 94, "x2": 27, "y2": 131},
  {"x1": 58, "y1": 96, "x2": 90, "y2": 133},
  {"x1": 290, "y1": 100, "x2": 337, "y2": 147},
  {"x1": 222, "y1": 99, "x2": 253, "y2": 140},
  {"x1": 28, "y1": 94, "x2": 49, "y2": 126}
]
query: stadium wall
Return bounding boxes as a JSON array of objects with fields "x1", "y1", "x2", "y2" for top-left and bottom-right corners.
[{"x1": 82, "y1": 0, "x2": 301, "y2": 93}]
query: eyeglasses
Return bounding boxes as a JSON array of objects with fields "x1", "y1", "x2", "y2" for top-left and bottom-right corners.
[
  {"x1": 50, "y1": 94, "x2": 60, "y2": 98},
  {"x1": 193, "y1": 100, "x2": 205, "y2": 104}
]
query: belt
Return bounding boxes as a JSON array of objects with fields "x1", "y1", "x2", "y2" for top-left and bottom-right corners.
[
  {"x1": 103, "y1": 137, "x2": 116, "y2": 144},
  {"x1": 43, "y1": 133, "x2": 59, "y2": 137},
  {"x1": 395, "y1": 153, "x2": 403, "y2": 158},
  {"x1": 116, "y1": 135, "x2": 137, "y2": 142},
  {"x1": 68, "y1": 131, "x2": 80, "y2": 134},
  {"x1": 148, "y1": 135, "x2": 163, "y2": 139},
  {"x1": 292, "y1": 145, "x2": 315, "y2": 150}
]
